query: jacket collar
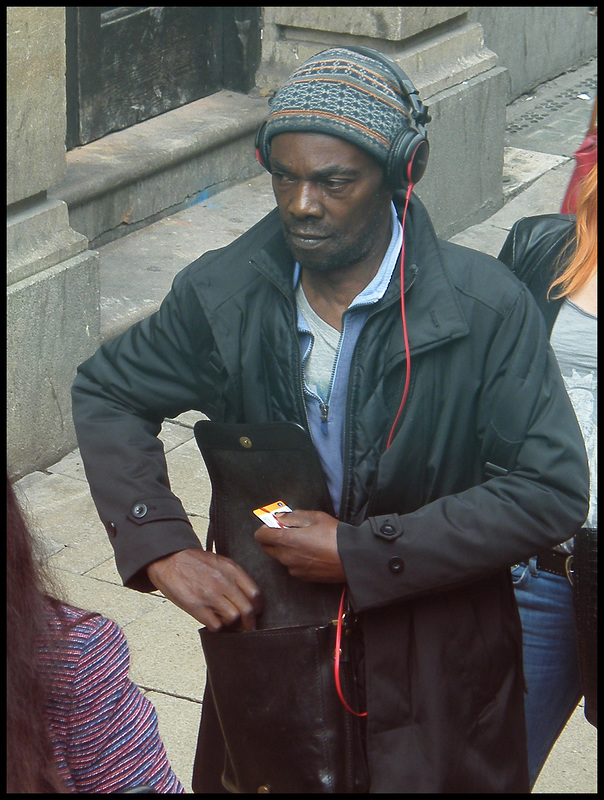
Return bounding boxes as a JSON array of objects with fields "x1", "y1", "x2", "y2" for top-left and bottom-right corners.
[
  {"x1": 251, "y1": 196, "x2": 470, "y2": 354},
  {"x1": 390, "y1": 193, "x2": 469, "y2": 354}
]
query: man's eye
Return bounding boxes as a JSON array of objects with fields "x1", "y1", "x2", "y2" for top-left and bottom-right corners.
[{"x1": 323, "y1": 179, "x2": 350, "y2": 190}]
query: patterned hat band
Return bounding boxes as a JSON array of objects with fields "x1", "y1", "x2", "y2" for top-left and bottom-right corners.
[{"x1": 263, "y1": 48, "x2": 416, "y2": 166}]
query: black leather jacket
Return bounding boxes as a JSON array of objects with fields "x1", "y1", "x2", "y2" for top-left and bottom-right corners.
[{"x1": 498, "y1": 213, "x2": 576, "y2": 336}]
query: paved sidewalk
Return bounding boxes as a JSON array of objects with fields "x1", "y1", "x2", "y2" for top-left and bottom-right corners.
[{"x1": 14, "y1": 59, "x2": 597, "y2": 793}]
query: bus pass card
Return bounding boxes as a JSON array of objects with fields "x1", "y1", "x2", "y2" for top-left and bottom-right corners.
[{"x1": 253, "y1": 500, "x2": 292, "y2": 528}]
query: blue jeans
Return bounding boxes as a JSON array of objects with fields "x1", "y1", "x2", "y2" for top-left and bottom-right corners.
[{"x1": 512, "y1": 558, "x2": 582, "y2": 788}]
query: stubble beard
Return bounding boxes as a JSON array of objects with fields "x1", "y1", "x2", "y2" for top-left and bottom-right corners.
[{"x1": 285, "y1": 194, "x2": 392, "y2": 274}]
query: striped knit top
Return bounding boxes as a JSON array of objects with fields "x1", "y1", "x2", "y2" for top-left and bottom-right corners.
[{"x1": 40, "y1": 603, "x2": 185, "y2": 793}]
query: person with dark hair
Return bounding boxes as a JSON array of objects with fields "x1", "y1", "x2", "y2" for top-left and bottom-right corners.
[
  {"x1": 71, "y1": 47, "x2": 589, "y2": 792},
  {"x1": 498, "y1": 162, "x2": 597, "y2": 787},
  {"x1": 6, "y1": 473, "x2": 185, "y2": 794}
]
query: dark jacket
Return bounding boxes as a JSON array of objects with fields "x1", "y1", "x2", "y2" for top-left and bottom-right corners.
[
  {"x1": 498, "y1": 212, "x2": 576, "y2": 335},
  {"x1": 72, "y1": 195, "x2": 588, "y2": 793}
]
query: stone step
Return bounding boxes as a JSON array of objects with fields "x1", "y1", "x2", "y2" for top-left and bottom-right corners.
[
  {"x1": 49, "y1": 90, "x2": 270, "y2": 250},
  {"x1": 96, "y1": 172, "x2": 276, "y2": 342}
]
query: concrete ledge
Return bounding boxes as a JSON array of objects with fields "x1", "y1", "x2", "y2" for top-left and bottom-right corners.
[{"x1": 49, "y1": 90, "x2": 270, "y2": 249}]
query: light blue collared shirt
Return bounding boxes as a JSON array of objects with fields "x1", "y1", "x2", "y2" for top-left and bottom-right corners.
[{"x1": 295, "y1": 203, "x2": 403, "y2": 515}]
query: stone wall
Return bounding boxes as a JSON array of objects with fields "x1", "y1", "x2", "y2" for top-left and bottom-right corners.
[
  {"x1": 7, "y1": 7, "x2": 100, "y2": 480},
  {"x1": 469, "y1": 6, "x2": 598, "y2": 101}
]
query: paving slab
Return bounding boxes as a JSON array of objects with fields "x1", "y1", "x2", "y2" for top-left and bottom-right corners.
[
  {"x1": 165, "y1": 437, "x2": 213, "y2": 521},
  {"x1": 122, "y1": 601, "x2": 206, "y2": 701},
  {"x1": 55, "y1": 569, "x2": 162, "y2": 629},
  {"x1": 502, "y1": 146, "x2": 569, "y2": 201},
  {"x1": 533, "y1": 701, "x2": 597, "y2": 794},
  {"x1": 144, "y1": 691, "x2": 201, "y2": 795},
  {"x1": 450, "y1": 158, "x2": 576, "y2": 256}
]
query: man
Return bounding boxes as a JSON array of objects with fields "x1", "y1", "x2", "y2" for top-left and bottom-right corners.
[{"x1": 72, "y1": 47, "x2": 588, "y2": 792}]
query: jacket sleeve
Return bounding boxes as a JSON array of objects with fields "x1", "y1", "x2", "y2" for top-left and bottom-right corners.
[
  {"x1": 498, "y1": 214, "x2": 576, "y2": 289},
  {"x1": 338, "y1": 285, "x2": 590, "y2": 612},
  {"x1": 497, "y1": 219, "x2": 519, "y2": 271},
  {"x1": 72, "y1": 267, "x2": 225, "y2": 590}
]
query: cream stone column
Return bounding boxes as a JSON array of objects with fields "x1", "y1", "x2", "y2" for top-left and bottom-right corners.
[
  {"x1": 256, "y1": 7, "x2": 507, "y2": 238},
  {"x1": 7, "y1": 7, "x2": 100, "y2": 479}
]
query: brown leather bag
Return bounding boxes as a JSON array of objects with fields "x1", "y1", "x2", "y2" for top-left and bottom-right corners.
[{"x1": 194, "y1": 421, "x2": 369, "y2": 793}]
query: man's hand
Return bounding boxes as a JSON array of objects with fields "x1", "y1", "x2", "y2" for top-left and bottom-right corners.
[
  {"x1": 254, "y1": 509, "x2": 346, "y2": 583},
  {"x1": 146, "y1": 548, "x2": 263, "y2": 632}
]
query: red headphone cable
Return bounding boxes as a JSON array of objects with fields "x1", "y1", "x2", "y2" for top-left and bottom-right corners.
[
  {"x1": 335, "y1": 182, "x2": 414, "y2": 717},
  {"x1": 385, "y1": 181, "x2": 413, "y2": 450},
  {"x1": 334, "y1": 586, "x2": 367, "y2": 717}
]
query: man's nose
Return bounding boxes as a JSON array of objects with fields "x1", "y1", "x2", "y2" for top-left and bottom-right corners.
[{"x1": 289, "y1": 181, "x2": 323, "y2": 218}]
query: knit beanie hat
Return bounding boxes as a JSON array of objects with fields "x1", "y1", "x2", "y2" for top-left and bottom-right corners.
[{"x1": 260, "y1": 47, "x2": 417, "y2": 168}]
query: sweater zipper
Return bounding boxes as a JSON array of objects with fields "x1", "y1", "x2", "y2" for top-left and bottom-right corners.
[{"x1": 318, "y1": 324, "x2": 345, "y2": 431}]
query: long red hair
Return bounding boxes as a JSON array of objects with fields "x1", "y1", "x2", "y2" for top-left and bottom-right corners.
[{"x1": 549, "y1": 161, "x2": 598, "y2": 299}]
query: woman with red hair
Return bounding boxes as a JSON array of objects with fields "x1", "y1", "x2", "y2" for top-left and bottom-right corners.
[{"x1": 498, "y1": 163, "x2": 597, "y2": 787}]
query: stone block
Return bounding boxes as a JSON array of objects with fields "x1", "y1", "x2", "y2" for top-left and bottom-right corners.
[
  {"x1": 96, "y1": 172, "x2": 275, "y2": 341},
  {"x1": 469, "y1": 6, "x2": 598, "y2": 101},
  {"x1": 257, "y1": 8, "x2": 482, "y2": 93},
  {"x1": 45, "y1": 448, "x2": 89, "y2": 482},
  {"x1": 6, "y1": 7, "x2": 67, "y2": 204},
  {"x1": 7, "y1": 197, "x2": 89, "y2": 285},
  {"x1": 264, "y1": 6, "x2": 469, "y2": 41},
  {"x1": 7, "y1": 249, "x2": 100, "y2": 479},
  {"x1": 395, "y1": 22, "x2": 497, "y2": 97},
  {"x1": 414, "y1": 66, "x2": 508, "y2": 239}
]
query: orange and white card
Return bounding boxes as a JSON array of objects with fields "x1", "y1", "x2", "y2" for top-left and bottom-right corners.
[{"x1": 253, "y1": 500, "x2": 292, "y2": 528}]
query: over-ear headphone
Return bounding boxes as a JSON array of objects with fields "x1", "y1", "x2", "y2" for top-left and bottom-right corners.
[{"x1": 255, "y1": 45, "x2": 431, "y2": 188}]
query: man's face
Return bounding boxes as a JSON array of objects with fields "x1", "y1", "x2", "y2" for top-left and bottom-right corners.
[{"x1": 269, "y1": 132, "x2": 393, "y2": 273}]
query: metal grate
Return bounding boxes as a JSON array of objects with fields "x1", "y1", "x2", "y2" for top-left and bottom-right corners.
[{"x1": 506, "y1": 76, "x2": 598, "y2": 134}]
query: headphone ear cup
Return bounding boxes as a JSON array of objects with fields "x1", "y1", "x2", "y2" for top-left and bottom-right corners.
[
  {"x1": 255, "y1": 122, "x2": 271, "y2": 171},
  {"x1": 386, "y1": 128, "x2": 429, "y2": 188}
]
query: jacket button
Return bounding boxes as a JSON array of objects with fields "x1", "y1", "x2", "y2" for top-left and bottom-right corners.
[
  {"x1": 388, "y1": 557, "x2": 404, "y2": 574},
  {"x1": 132, "y1": 503, "x2": 147, "y2": 518},
  {"x1": 380, "y1": 523, "x2": 396, "y2": 536}
]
